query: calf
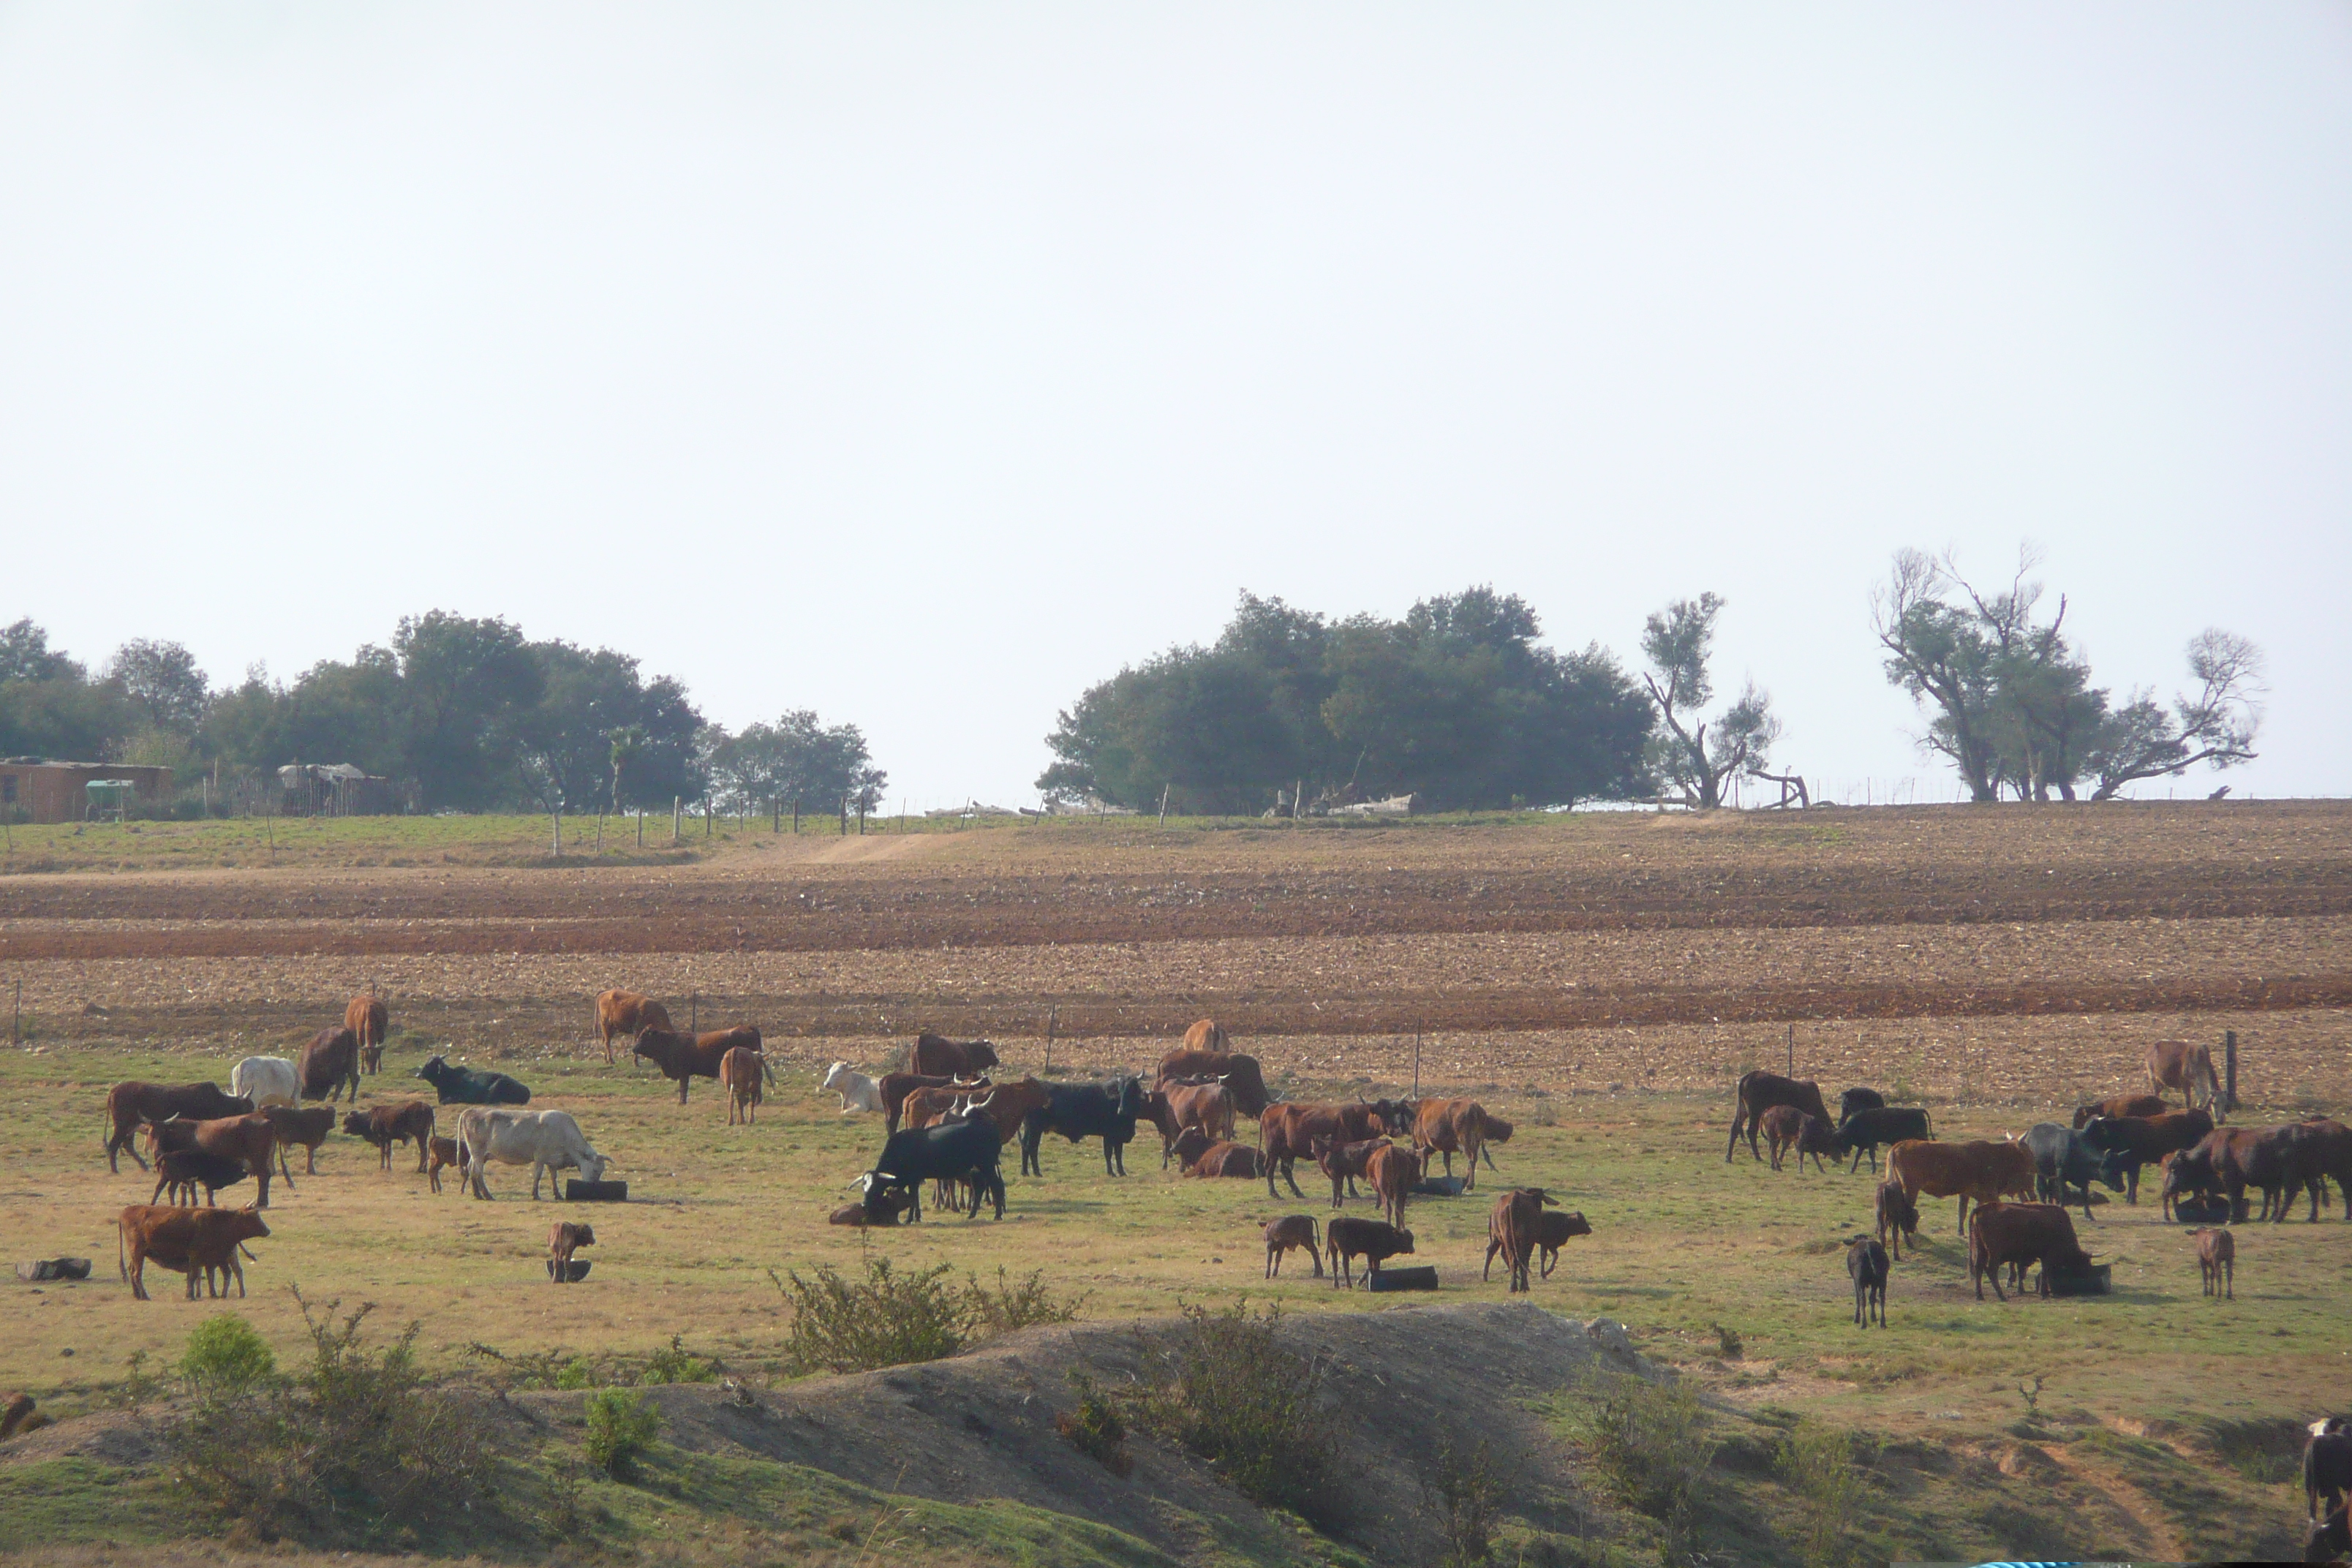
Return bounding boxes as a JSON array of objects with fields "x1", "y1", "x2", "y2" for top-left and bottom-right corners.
[
  {"x1": 1727, "y1": 1071, "x2": 1832, "y2": 1163},
  {"x1": 150, "y1": 1149, "x2": 251, "y2": 1207},
  {"x1": 1366, "y1": 1141, "x2": 1421, "y2": 1229},
  {"x1": 1313, "y1": 1137, "x2": 1387, "y2": 1210},
  {"x1": 342, "y1": 1101, "x2": 436, "y2": 1173},
  {"x1": 144, "y1": 1114, "x2": 282, "y2": 1207},
  {"x1": 1835, "y1": 1106, "x2": 1934, "y2": 1175},
  {"x1": 2310, "y1": 1502, "x2": 2350, "y2": 1564},
  {"x1": 1183, "y1": 1142, "x2": 1266, "y2": 1178},
  {"x1": 1486, "y1": 1186, "x2": 1556, "y2": 1293},
  {"x1": 1838, "y1": 1087, "x2": 1886, "y2": 1123},
  {"x1": 826, "y1": 1190, "x2": 915, "y2": 1226},
  {"x1": 1169, "y1": 1127, "x2": 1215, "y2": 1171},
  {"x1": 1260, "y1": 1102, "x2": 1391, "y2": 1199},
  {"x1": 117, "y1": 1204, "x2": 270, "y2": 1301},
  {"x1": 1847, "y1": 1235, "x2": 1890, "y2": 1328},
  {"x1": 1761, "y1": 1106, "x2": 1836, "y2": 1173},
  {"x1": 101, "y1": 1081, "x2": 253, "y2": 1172},
  {"x1": 1484, "y1": 1208, "x2": 1591, "y2": 1281},
  {"x1": 2307, "y1": 1431, "x2": 2352, "y2": 1520},
  {"x1": 2190, "y1": 1226, "x2": 2234, "y2": 1300},
  {"x1": 1967, "y1": 1202, "x2": 2095, "y2": 1301},
  {"x1": 721, "y1": 1046, "x2": 766, "y2": 1125},
  {"x1": 1325, "y1": 1215, "x2": 1414, "y2": 1289},
  {"x1": 259, "y1": 1104, "x2": 336, "y2": 1177},
  {"x1": 1019, "y1": 1076, "x2": 1147, "y2": 1178},
  {"x1": 549, "y1": 1221, "x2": 595, "y2": 1283},
  {"x1": 1875, "y1": 1179, "x2": 1920, "y2": 1261},
  {"x1": 821, "y1": 1061, "x2": 884, "y2": 1115},
  {"x1": 2081, "y1": 1110, "x2": 2216, "y2": 1204},
  {"x1": 1264, "y1": 1215, "x2": 1322, "y2": 1278},
  {"x1": 633, "y1": 1025, "x2": 765, "y2": 1106},
  {"x1": 298, "y1": 1025, "x2": 363, "y2": 1104},
  {"x1": 595, "y1": 988, "x2": 673, "y2": 1064},
  {"x1": 426, "y1": 1136, "x2": 461, "y2": 1194},
  {"x1": 2073, "y1": 1092, "x2": 2168, "y2": 1130}
]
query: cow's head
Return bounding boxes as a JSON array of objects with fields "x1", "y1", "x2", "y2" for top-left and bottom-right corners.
[
  {"x1": 414, "y1": 1055, "x2": 446, "y2": 1081},
  {"x1": 1392, "y1": 1229, "x2": 1416, "y2": 1254},
  {"x1": 341, "y1": 1112, "x2": 371, "y2": 1137},
  {"x1": 1558, "y1": 1212, "x2": 1593, "y2": 1240},
  {"x1": 822, "y1": 1061, "x2": 849, "y2": 1089},
  {"x1": 230, "y1": 1206, "x2": 271, "y2": 1241},
  {"x1": 1110, "y1": 1074, "x2": 1147, "y2": 1120},
  {"x1": 859, "y1": 1170, "x2": 900, "y2": 1218},
  {"x1": 963, "y1": 1041, "x2": 1001, "y2": 1073},
  {"x1": 576, "y1": 1149, "x2": 611, "y2": 1184}
]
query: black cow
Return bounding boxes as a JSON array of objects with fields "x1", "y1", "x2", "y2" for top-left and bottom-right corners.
[
  {"x1": 1019, "y1": 1075, "x2": 1148, "y2": 1177},
  {"x1": 413, "y1": 1055, "x2": 531, "y2": 1106},
  {"x1": 2310, "y1": 1431, "x2": 2352, "y2": 1521},
  {"x1": 859, "y1": 1119, "x2": 1006, "y2": 1222},
  {"x1": 1834, "y1": 1106, "x2": 1934, "y2": 1174},
  {"x1": 2310, "y1": 1502, "x2": 2349, "y2": 1564},
  {"x1": 1838, "y1": 1087, "x2": 1886, "y2": 1124},
  {"x1": 2019, "y1": 1121, "x2": 2118, "y2": 1220},
  {"x1": 1847, "y1": 1235, "x2": 1888, "y2": 1329},
  {"x1": 2081, "y1": 1110, "x2": 2215, "y2": 1204}
]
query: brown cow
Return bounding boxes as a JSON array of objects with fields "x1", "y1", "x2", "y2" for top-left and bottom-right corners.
[
  {"x1": 1183, "y1": 1142, "x2": 1266, "y2": 1178},
  {"x1": 426, "y1": 1135, "x2": 461, "y2": 1194},
  {"x1": 1264, "y1": 1215, "x2": 1321, "y2": 1277},
  {"x1": 1169, "y1": 1126, "x2": 1216, "y2": 1170},
  {"x1": 1886, "y1": 1139, "x2": 2036, "y2": 1235},
  {"x1": 259, "y1": 1104, "x2": 336, "y2": 1176},
  {"x1": 828, "y1": 1189, "x2": 915, "y2": 1226},
  {"x1": 1967, "y1": 1201, "x2": 2095, "y2": 1300},
  {"x1": 346, "y1": 993, "x2": 389, "y2": 1074},
  {"x1": 1726, "y1": 1071, "x2": 1832, "y2": 1163},
  {"x1": 1484, "y1": 1207, "x2": 1591, "y2": 1281},
  {"x1": 1414, "y1": 1098, "x2": 1504, "y2": 1189},
  {"x1": 1366, "y1": 1141, "x2": 1421, "y2": 1229},
  {"x1": 1487, "y1": 1188, "x2": 1552, "y2": 1293},
  {"x1": 878, "y1": 1072, "x2": 974, "y2": 1132},
  {"x1": 118, "y1": 1204, "x2": 270, "y2": 1301},
  {"x1": 721, "y1": 1047, "x2": 765, "y2": 1125},
  {"x1": 144, "y1": 1115, "x2": 282, "y2": 1207},
  {"x1": 2210, "y1": 1121, "x2": 2350, "y2": 1224},
  {"x1": 2146, "y1": 1039, "x2": 2223, "y2": 1116},
  {"x1": 1259, "y1": 1102, "x2": 1390, "y2": 1199},
  {"x1": 1760, "y1": 1106, "x2": 1839, "y2": 1174},
  {"x1": 1144, "y1": 1082, "x2": 1239, "y2": 1168},
  {"x1": 549, "y1": 1221, "x2": 595, "y2": 1283},
  {"x1": 634, "y1": 1025, "x2": 766, "y2": 1105},
  {"x1": 1326, "y1": 1215, "x2": 1414, "y2": 1288},
  {"x1": 100, "y1": 1082, "x2": 253, "y2": 1173},
  {"x1": 910, "y1": 1033, "x2": 1000, "y2": 1079},
  {"x1": 1313, "y1": 1137, "x2": 1386, "y2": 1209},
  {"x1": 1875, "y1": 1178, "x2": 1920, "y2": 1261},
  {"x1": 2079, "y1": 1109, "x2": 2216, "y2": 1204},
  {"x1": 1182, "y1": 1019, "x2": 1229, "y2": 1054},
  {"x1": 298, "y1": 1026, "x2": 362, "y2": 1105},
  {"x1": 946, "y1": 1077, "x2": 1051, "y2": 1145},
  {"x1": 2073, "y1": 1093, "x2": 2168, "y2": 1130},
  {"x1": 342, "y1": 1101, "x2": 436, "y2": 1172},
  {"x1": 2293, "y1": 1120, "x2": 2352, "y2": 1222},
  {"x1": 2190, "y1": 1226, "x2": 2234, "y2": 1299},
  {"x1": 900, "y1": 1085, "x2": 968, "y2": 1131},
  {"x1": 1156, "y1": 1049, "x2": 1273, "y2": 1117},
  {"x1": 595, "y1": 989, "x2": 674, "y2": 1065}
]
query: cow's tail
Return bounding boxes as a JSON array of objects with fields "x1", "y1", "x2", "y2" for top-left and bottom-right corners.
[
  {"x1": 1923, "y1": 1108, "x2": 1935, "y2": 1140},
  {"x1": 117, "y1": 1219, "x2": 127, "y2": 1282}
]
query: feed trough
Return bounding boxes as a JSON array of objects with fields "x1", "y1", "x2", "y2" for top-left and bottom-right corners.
[
  {"x1": 1410, "y1": 1176, "x2": 1469, "y2": 1197},
  {"x1": 545, "y1": 1259, "x2": 592, "y2": 1283},
  {"x1": 1367, "y1": 1265, "x2": 1439, "y2": 1293},
  {"x1": 15, "y1": 1259, "x2": 91, "y2": 1283},
  {"x1": 565, "y1": 1179, "x2": 628, "y2": 1202},
  {"x1": 2044, "y1": 1261, "x2": 2111, "y2": 1297},
  {"x1": 2171, "y1": 1199, "x2": 2231, "y2": 1224}
]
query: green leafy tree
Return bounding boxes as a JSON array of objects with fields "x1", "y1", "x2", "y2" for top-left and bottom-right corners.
[
  {"x1": 707, "y1": 711, "x2": 886, "y2": 813},
  {"x1": 391, "y1": 613, "x2": 543, "y2": 810},
  {"x1": 513, "y1": 642, "x2": 703, "y2": 813},
  {"x1": 1639, "y1": 593, "x2": 1781, "y2": 809},
  {"x1": 105, "y1": 639, "x2": 211, "y2": 736}
]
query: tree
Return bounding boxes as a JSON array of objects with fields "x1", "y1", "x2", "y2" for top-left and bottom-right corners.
[
  {"x1": 392, "y1": 613, "x2": 543, "y2": 810},
  {"x1": 1639, "y1": 593, "x2": 1781, "y2": 809},
  {"x1": 2080, "y1": 630, "x2": 2262, "y2": 800},
  {"x1": 0, "y1": 619, "x2": 83, "y2": 684},
  {"x1": 105, "y1": 639, "x2": 211, "y2": 736},
  {"x1": 0, "y1": 619, "x2": 136, "y2": 761},
  {"x1": 707, "y1": 712, "x2": 886, "y2": 814},
  {"x1": 512, "y1": 642, "x2": 702, "y2": 815}
]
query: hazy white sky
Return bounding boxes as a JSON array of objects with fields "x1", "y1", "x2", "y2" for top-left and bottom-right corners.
[{"x1": 4, "y1": 5, "x2": 2346, "y2": 807}]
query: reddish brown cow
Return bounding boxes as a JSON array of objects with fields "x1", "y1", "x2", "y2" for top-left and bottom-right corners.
[
  {"x1": 117, "y1": 1204, "x2": 270, "y2": 1301},
  {"x1": 1726, "y1": 1071, "x2": 1833, "y2": 1163},
  {"x1": 342, "y1": 1101, "x2": 436, "y2": 1172},
  {"x1": 878, "y1": 1072, "x2": 973, "y2": 1132},
  {"x1": 2146, "y1": 1039, "x2": 2223, "y2": 1115},
  {"x1": 721, "y1": 1047, "x2": 765, "y2": 1125},
  {"x1": 2190, "y1": 1226, "x2": 2235, "y2": 1298},
  {"x1": 1313, "y1": 1137, "x2": 1386, "y2": 1210},
  {"x1": 1967, "y1": 1202, "x2": 2095, "y2": 1300},
  {"x1": 1885, "y1": 1139, "x2": 2035, "y2": 1234},
  {"x1": 1156, "y1": 1049, "x2": 1272, "y2": 1117},
  {"x1": 2072, "y1": 1093, "x2": 2167, "y2": 1131},
  {"x1": 1366, "y1": 1141, "x2": 1421, "y2": 1230},
  {"x1": 1760, "y1": 1107, "x2": 1839, "y2": 1174},
  {"x1": 900, "y1": 1085, "x2": 968, "y2": 1131},
  {"x1": 946, "y1": 1077, "x2": 1051, "y2": 1145},
  {"x1": 426, "y1": 1135, "x2": 461, "y2": 1194},
  {"x1": 1264, "y1": 1215, "x2": 1321, "y2": 1277},
  {"x1": 595, "y1": 989, "x2": 674, "y2": 1065},
  {"x1": 633, "y1": 1025, "x2": 765, "y2": 1105},
  {"x1": 1487, "y1": 1188, "x2": 1552, "y2": 1293},
  {"x1": 1485, "y1": 1206, "x2": 1591, "y2": 1281},
  {"x1": 1144, "y1": 1082, "x2": 1239, "y2": 1168},
  {"x1": 144, "y1": 1115, "x2": 282, "y2": 1207},
  {"x1": 101, "y1": 1082, "x2": 253, "y2": 1172},
  {"x1": 1182, "y1": 1019, "x2": 1229, "y2": 1054},
  {"x1": 1325, "y1": 1215, "x2": 1414, "y2": 1288},
  {"x1": 2079, "y1": 1109, "x2": 2217, "y2": 1204},
  {"x1": 549, "y1": 1221, "x2": 595, "y2": 1283},
  {"x1": 1169, "y1": 1126, "x2": 1215, "y2": 1170},
  {"x1": 345, "y1": 994, "x2": 389, "y2": 1074},
  {"x1": 298, "y1": 1026, "x2": 362, "y2": 1105},
  {"x1": 1414, "y1": 1098, "x2": 1504, "y2": 1189},
  {"x1": 910, "y1": 1033, "x2": 1000, "y2": 1079},
  {"x1": 1259, "y1": 1102, "x2": 1390, "y2": 1199},
  {"x1": 1875, "y1": 1178, "x2": 1920, "y2": 1261},
  {"x1": 828, "y1": 1189, "x2": 915, "y2": 1226},
  {"x1": 259, "y1": 1104, "x2": 336, "y2": 1176},
  {"x1": 1183, "y1": 1142, "x2": 1266, "y2": 1178}
]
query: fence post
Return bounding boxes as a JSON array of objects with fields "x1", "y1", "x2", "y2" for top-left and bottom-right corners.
[
  {"x1": 636, "y1": 807, "x2": 644, "y2": 847},
  {"x1": 672, "y1": 796, "x2": 681, "y2": 844},
  {"x1": 1158, "y1": 783, "x2": 1169, "y2": 825},
  {"x1": 840, "y1": 796, "x2": 848, "y2": 836},
  {"x1": 551, "y1": 805, "x2": 562, "y2": 857},
  {"x1": 793, "y1": 798, "x2": 801, "y2": 834},
  {"x1": 2223, "y1": 1028, "x2": 2239, "y2": 1113}
]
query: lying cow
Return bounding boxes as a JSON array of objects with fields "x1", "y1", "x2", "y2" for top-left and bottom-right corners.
[
  {"x1": 1183, "y1": 1142, "x2": 1266, "y2": 1178},
  {"x1": 229, "y1": 1056, "x2": 300, "y2": 1109},
  {"x1": 101, "y1": 1081, "x2": 252, "y2": 1173},
  {"x1": 118, "y1": 1203, "x2": 269, "y2": 1301},
  {"x1": 415, "y1": 1055, "x2": 532, "y2": 1106},
  {"x1": 827, "y1": 1190, "x2": 916, "y2": 1226},
  {"x1": 1326, "y1": 1215, "x2": 1414, "y2": 1289},
  {"x1": 821, "y1": 1061, "x2": 885, "y2": 1115},
  {"x1": 456, "y1": 1107, "x2": 608, "y2": 1199},
  {"x1": 1264, "y1": 1215, "x2": 1321, "y2": 1278},
  {"x1": 344, "y1": 1101, "x2": 437, "y2": 1173}
]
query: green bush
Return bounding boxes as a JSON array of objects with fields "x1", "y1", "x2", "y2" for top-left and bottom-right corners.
[
  {"x1": 180, "y1": 1316, "x2": 276, "y2": 1392},
  {"x1": 771, "y1": 1260, "x2": 1086, "y2": 1376},
  {"x1": 1420, "y1": 1436, "x2": 1511, "y2": 1566},
  {"x1": 642, "y1": 1334, "x2": 718, "y2": 1385},
  {"x1": 1777, "y1": 1418, "x2": 1866, "y2": 1568},
  {"x1": 555, "y1": 1356, "x2": 598, "y2": 1390},
  {"x1": 1130, "y1": 1301, "x2": 1343, "y2": 1526},
  {"x1": 1574, "y1": 1372, "x2": 1716, "y2": 1530},
  {"x1": 1055, "y1": 1372, "x2": 1131, "y2": 1477},
  {"x1": 583, "y1": 1389, "x2": 660, "y2": 1480},
  {"x1": 968, "y1": 1267, "x2": 1088, "y2": 1335}
]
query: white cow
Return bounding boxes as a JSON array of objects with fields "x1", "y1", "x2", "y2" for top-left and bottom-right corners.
[
  {"x1": 821, "y1": 1061, "x2": 883, "y2": 1115},
  {"x1": 454, "y1": 1107, "x2": 609, "y2": 1199},
  {"x1": 229, "y1": 1056, "x2": 300, "y2": 1109}
]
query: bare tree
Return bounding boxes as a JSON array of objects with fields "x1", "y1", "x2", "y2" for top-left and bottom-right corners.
[{"x1": 1641, "y1": 593, "x2": 1781, "y2": 809}]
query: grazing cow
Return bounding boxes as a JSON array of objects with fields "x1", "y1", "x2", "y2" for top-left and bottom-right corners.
[
  {"x1": 878, "y1": 1072, "x2": 967, "y2": 1133},
  {"x1": 1834, "y1": 1106, "x2": 1935, "y2": 1175},
  {"x1": 1967, "y1": 1202, "x2": 2096, "y2": 1301},
  {"x1": 426, "y1": 1136, "x2": 461, "y2": 1194},
  {"x1": 1183, "y1": 1142, "x2": 1267, "y2": 1178},
  {"x1": 2295, "y1": 1120, "x2": 2352, "y2": 1221},
  {"x1": 150, "y1": 1150, "x2": 251, "y2": 1207},
  {"x1": 2073, "y1": 1093, "x2": 2168, "y2": 1130},
  {"x1": 1487, "y1": 1187, "x2": 1552, "y2": 1293},
  {"x1": 101, "y1": 1082, "x2": 253, "y2": 1173},
  {"x1": 144, "y1": 1114, "x2": 282, "y2": 1208},
  {"x1": 259, "y1": 1104, "x2": 336, "y2": 1177},
  {"x1": 413, "y1": 1055, "x2": 532, "y2": 1106},
  {"x1": 2309, "y1": 1502, "x2": 2350, "y2": 1564},
  {"x1": 856, "y1": 1118, "x2": 1007, "y2": 1221},
  {"x1": 342, "y1": 1101, "x2": 436, "y2": 1172},
  {"x1": 1848, "y1": 1235, "x2": 1890, "y2": 1328},
  {"x1": 2080, "y1": 1110, "x2": 2216, "y2": 1204},
  {"x1": 2162, "y1": 1137, "x2": 2230, "y2": 1221},
  {"x1": 456, "y1": 1107, "x2": 609, "y2": 1199},
  {"x1": 595, "y1": 989, "x2": 674, "y2": 1065},
  {"x1": 1875, "y1": 1179, "x2": 1919, "y2": 1262},
  {"x1": 1183, "y1": 1019, "x2": 1230, "y2": 1054},
  {"x1": 1484, "y1": 1209, "x2": 1593, "y2": 1281},
  {"x1": 827, "y1": 1190, "x2": 915, "y2": 1226},
  {"x1": 1760, "y1": 1107, "x2": 1837, "y2": 1173},
  {"x1": 1886, "y1": 1139, "x2": 2037, "y2": 1235},
  {"x1": 2019, "y1": 1122, "x2": 2119, "y2": 1219},
  {"x1": 228, "y1": 1057, "x2": 299, "y2": 1109},
  {"x1": 2190, "y1": 1226, "x2": 2234, "y2": 1299},
  {"x1": 117, "y1": 1204, "x2": 269, "y2": 1301},
  {"x1": 1264, "y1": 1215, "x2": 1322, "y2": 1278},
  {"x1": 721, "y1": 1047, "x2": 765, "y2": 1125},
  {"x1": 2146, "y1": 1039, "x2": 2223, "y2": 1116},
  {"x1": 2307, "y1": 1431, "x2": 2352, "y2": 1520},
  {"x1": 1726, "y1": 1071, "x2": 1833, "y2": 1163},
  {"x1": 1260, "y1": 1102, "x2": 1393, "y2": 1199},
  {"x1": 821, "y1": 1062, "x2": 885, "y2": 1115},
  {"x1": 1413, "y1": 1098, "x2": 1505, "y2": 1189},
  {"x1": 346, "y1": 994, "x2": 389, "y2": 1074},
  {"x1": 298, "y1": 1026, "x2": 363, "y2": 1105},
  {"x1": 1325, "y1": 1215, "x2": 1414, "y2": 1289},
  {"x1": 1313, "y1": 1137, "x2": 1387, "y2": 1209},
  {"x1": 2217, "y1": 1122, "x2": 2350, "y2": 1224},
  {"x1": 1838, "y1": 1087, "x2": 1886, "y2": 1123},
  {"x1": 1019, "y1": 1076, "x2": 1148, "y2": 1177},
  {"x1": 910, "y1": 1033, "x2": 1000, "y2": 1079},
  {"x1": 1366, "y1": 1141, "x2": 1421, "y2": 1229},
  {"x1": 633, "y1": 1025, "x2": 766, "y2": 1106},
  {"x1": 549, "y1": 1221, "x2": 595, "y2": 1283},
  {"x1": 1144, "y1": 1082, "x2": 1239, "y2": 1168},
  {"x1": 1156, "y1": 1049, "x2": 1273, "y2": 1118}
]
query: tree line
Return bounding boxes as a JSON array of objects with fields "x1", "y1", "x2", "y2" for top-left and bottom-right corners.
[{"x1": 0, "y1": 613, "x2": 884, "y2": 818}]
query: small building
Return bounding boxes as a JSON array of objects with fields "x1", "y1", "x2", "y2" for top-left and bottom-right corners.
[
  {"x1": 276, "y1": 763, "x2": 400, "y2": 817},
  {"x1": 0, "y1": 758, "x2": 174, "y2": 825}
]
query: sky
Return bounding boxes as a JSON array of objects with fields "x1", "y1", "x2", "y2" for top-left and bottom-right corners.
[{"x1": 3, "y1": 4, "x2": 2347, "y2": 809}]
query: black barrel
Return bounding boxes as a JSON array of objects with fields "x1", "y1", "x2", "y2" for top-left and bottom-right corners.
[{"x1": 1367, "y1": 1265, "x2": 1439, "y2": 1292}]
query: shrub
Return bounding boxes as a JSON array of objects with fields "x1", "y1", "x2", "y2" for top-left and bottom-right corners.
[
  {"x1": 1420, "y1": 1436, "x2": 1511, "y2": 1566},
  {"x1": 181, "y1": 1315, "x2": 276, "y2": 1393},
  {"x1": 1572, "y1": 1372, "x2": 1716, "y2": 1530},
  {"x1": 642, "y1": 1334, "x2": 718, "y2": 1385},
  {"x1": 969, "y1": 1267, "x2": 1088, "y2": 1335},
  {"x1": 555, "y1": 1356, "x2": 598, "y2": 1390},
  {"x1": 771, "y1": 1259, "x2": 1087, "y2": 1376},
  {"x1": 1055, "y1": 1372, "x2": 1132, "y2": 1477},
  {"x1": 1130, "y1": 1301, "x2": 1343, "y2": 1525},
  {"x1": 583, "y1": 1388, "x2": 660, "y2": 1480},
  {"x1": 1777, "y1": 1418, "x2": 1866, "y2": 1568}
]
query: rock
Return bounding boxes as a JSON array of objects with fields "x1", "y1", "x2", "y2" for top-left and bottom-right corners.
[{"x1": 0, "y1": 1392, "x2": 34, "y2": 1439}]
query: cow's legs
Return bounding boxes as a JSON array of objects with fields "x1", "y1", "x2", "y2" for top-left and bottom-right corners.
[{"x1": 1281, "y1": 1157, "x2": 1305, "y2": 1199}]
